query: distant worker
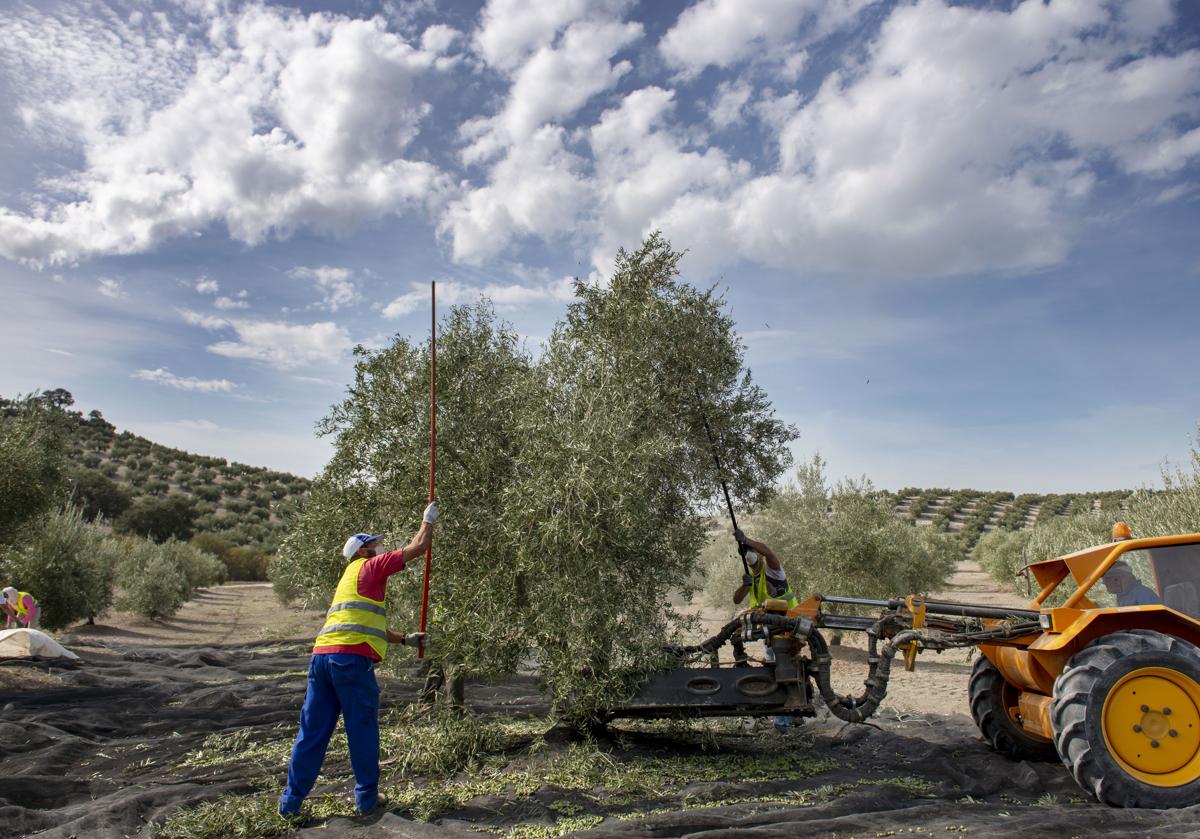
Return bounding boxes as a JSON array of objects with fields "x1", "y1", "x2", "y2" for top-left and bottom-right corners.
[
  {"x1": 732, "y1": 532, "x2": 798, "y2": 734},
  {"x1": 278, "y1": 502, "x2": 438, "y2": 819},
  {"x1": 2, "y1": 587, "x2": 40, "y2": 629},
  {"x1": 1102, "y1": 561, "x2": 1162, "y2": 607},
  {"x1": 732, "y1": 533, "x2": 798, "y2": 611}
]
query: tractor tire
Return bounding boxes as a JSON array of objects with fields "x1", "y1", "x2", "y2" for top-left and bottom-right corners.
[
  {"x1": 968, "y1": 655, "x2": 1057, "y2": 761},
  {"x1": 1051, "y1": 629, "x2": 1200, "y2": 807}
]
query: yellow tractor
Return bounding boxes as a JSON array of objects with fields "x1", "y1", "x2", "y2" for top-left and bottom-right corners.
[
  {"x1": 614, "y1": 524, "x2": 1200, "y2": 807},
  {"x1": 970, "y1": 525, "x2": 1200, "y2": 807}
]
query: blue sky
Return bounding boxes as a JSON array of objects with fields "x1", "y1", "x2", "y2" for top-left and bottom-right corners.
[{"x1": 1, "y1": 0, "x2": 1198, "y2": 493}]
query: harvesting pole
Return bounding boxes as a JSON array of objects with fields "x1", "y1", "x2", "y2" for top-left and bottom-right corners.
[
  {"x1": 697, "y1": 401, "x2": 749, "y2": 576},
  {"x1": 418, "y1": 281, "x2": 436, "y2": 658}
]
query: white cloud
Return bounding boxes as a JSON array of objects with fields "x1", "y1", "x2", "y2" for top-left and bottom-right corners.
[
  {"x1": 443, "y1": 3, "x2": 640, "y2": 262},
  {"x1": 133, "y1": 367, "x2": 236, "y2": 393},
  {"x1": 207, "y1": 320, "x2": 353, "y2": 370},
  {"x1": 420, "y1": 24, "x2": 460, "y2": 55},
  {"x1": 195, "y1": 277, "x2": 219, "y2": 294},
  {"x1": 442, "y1": 126, "x2": 591, "y2": 262},
  {"x1": 214, "y1": 292, "x2": 250, "y2": 310},
  {"x1": 717, "y1": 0, "x2": 1200, "y2": 276},
  {"x1": 97, "y1": 278, "x2": 125, "y2": 298},
  {"x1": 0, "y1": 5, "x2": 452, "y2": 267},
  {"x1": 472, "y1": 0, "x2": 630, "y2": 71},
  {"x1": 660, "y1": 0, "x2": 873, "y2": 77},
  {"x1": 382, "y1": 277, "x2": 573, "y2": 318},
  {"x1": 709, "y1": 80, "x2": 753, "y2": 130},
  {"x1": 586, "y1": 87, "x2": 746, "y2": 277},
  {"x1": 179, "y1": 308, "x2": 231, "y2": 330},
  {"x1": 288, "y1": 265, "x2": 362, "y2": 312},
  {"x1": 463, "y1": 17, "x2": 641, "y2": 164}
]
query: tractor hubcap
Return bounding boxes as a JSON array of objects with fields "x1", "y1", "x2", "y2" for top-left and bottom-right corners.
[{"x1": 1103, "y1": 667, "x2": 1200, "y2": 785}]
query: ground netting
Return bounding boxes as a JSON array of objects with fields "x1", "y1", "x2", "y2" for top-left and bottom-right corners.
[{"x1": 2, "y1": 639, "x2": 1200, "y2": 838}]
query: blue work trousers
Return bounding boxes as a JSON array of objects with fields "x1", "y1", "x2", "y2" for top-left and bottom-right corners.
[{"x1": 279, "y1": 652, "x2": 380, "y2": 814}]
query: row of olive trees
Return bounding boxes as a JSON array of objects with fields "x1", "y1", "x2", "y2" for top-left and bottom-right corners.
[
  {"x1": 701, "y1": 454, "x2": 961, "y2": 613},
  {"x1": 2, "y1": 503, "x2": 226, "y2": 629},
  {"x1": 1, "y1": 396, "x2": 226, "y2": 629},
  {"x1": 974, "y1": 424, "x2": 1200, "y2": 593},
  {"x1": 272, "y1": 234, "x2": 798, "y2": 720}
]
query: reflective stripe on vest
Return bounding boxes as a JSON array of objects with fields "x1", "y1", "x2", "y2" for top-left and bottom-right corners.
[
  {"x1": 749, "y1": 570, "x2": 799, "y2": 610},
  {"x1": 314, "y1": 559, "x2": 389, "y2": 659},
  {"x1": 327, "y1": 600, "x2": 387, "y2": 617}
]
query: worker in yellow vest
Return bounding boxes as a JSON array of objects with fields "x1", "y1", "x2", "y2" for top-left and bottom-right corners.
[
  {"x1": 2, "y1": 587, "x2": 40, "y2": 629},
  {"x1": 731, "y1": 533, "x2": 798, "y2": 610},
  {"x1": 279, "y1": 501, "x2": 438, "y2": 818},
  {"x1": 731, "y1": 532, "x2": 798, "y2": 734}
]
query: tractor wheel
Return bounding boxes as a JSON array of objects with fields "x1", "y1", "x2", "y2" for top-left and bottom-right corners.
[
  {"x1": 968, "y1": 655, "x2": 1057, "y2": 761},
  {"x1": 1051, "y1": 629, "x2": 1200, "y2": 807}
]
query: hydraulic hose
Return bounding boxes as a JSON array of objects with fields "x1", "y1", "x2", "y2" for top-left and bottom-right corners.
[{"x1": 805, "y1": 621, "x2": 1042, "y2": 723}]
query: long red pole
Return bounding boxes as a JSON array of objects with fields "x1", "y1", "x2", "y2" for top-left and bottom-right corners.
[{"x1": 418, "y1": 281, "x2": 436, "y2": 658}]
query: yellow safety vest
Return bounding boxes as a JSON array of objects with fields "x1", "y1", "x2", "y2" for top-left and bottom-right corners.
[
  {"x1": 314, "y1": 559, "x2": 389, "y2": 660},
  {"x1": 13, "y1": 592, "x2": 36, "y2": 616},
  {"x1": 749, "y1": 567, "x2": 798, "y2": 610}
]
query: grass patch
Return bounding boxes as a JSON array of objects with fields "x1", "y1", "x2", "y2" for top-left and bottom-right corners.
[
  {"x1": 180, "y1": 724, "x2": 295, "y2": 769},
  {"x1": 153, "y1": 791, "x2": 352, "y2": 839}
]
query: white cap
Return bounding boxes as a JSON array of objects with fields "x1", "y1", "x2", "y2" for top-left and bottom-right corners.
[
  {"x1": 342, "y1": 533, "x2": 384, "y2": 559},
  {"x1": 744, "y1": 550, "x2": 761, "y2": 569},
  {"x1": 2, "y1": 587, "x2": 16, "y2": 603}
]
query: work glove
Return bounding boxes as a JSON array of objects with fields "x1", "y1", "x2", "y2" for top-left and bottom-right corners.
[
  {"x1": 733, "y1": 529, "x2": 747, "y2": 546},
  {"x1": 423, "y1": 501, "x2": 439, "y2": 524},
  {"x1": 741, "y1": 573, "x2": 752, "y2": 588},
  {"x1": 402, "y1": 632, "x2": 428, "y2": 646}
]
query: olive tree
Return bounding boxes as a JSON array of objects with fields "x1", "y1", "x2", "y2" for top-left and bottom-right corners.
[
  {"x1": 0, "y1": 396, "x2": 68, "y2": 546},
  {"x1": 273, "y1": 301, "x2": 536, "y2": 680},
  {"x1": 273, "y1": 234, "x2": 796, "y2": 720},
  {"x1": 2, "y1": 504, "x2": 115, "y2": 630},
  {"x1": 508, "y1": 234, "x2": 795, "y2": 718}
]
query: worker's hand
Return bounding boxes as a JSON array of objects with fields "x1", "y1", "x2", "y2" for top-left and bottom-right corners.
[
  {"x1": 741, "y1": 573, "x2": 752, "y2": 588},
  {"x1": 423, "y1": 501, "x2": 439, "y2": 524},
  {"x1": 403, "y1": 632, "x2": 428, "y2": 646},
  {"x1": 733, "y1": 529, "x2": 747, "y2": 546}
]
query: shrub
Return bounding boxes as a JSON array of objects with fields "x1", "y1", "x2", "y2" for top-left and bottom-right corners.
[
  {"x1": 0, "y1": 504, "x2": 116, "y2": 630},
  {"x1": 973, "y1": 528, "x2": 1034, "y2": 590},
  {"x1": 68, "y1": 468, "x2": 133, "y2": 522},
  {"x1": 1128, "y1": 427, "x2": 1200, "y2": 537},
  {"x1": 162, "y1": 539, "x2": 226, "y2": 591},
  {"x1": 194, "y1": 485, "x2": 222, "y2": 502},
  {"x1": 0, "y1": 397, "x2": 68, "y2": 545},
  {"x1": 115, "y1": 495, "x2": 199, "y2": 542},
  {"x1": 223, "y1": 546, "x2": 271, "y2": 581},
  {"x1": 144, "y1": 478, "x2": 170, "y2": 496},
  {"x1": 117, "y1": 539, "x2": 188, "y2": 619},
  {"x1": 702, "y1": 455, "x2": 959, "y2": 613}
]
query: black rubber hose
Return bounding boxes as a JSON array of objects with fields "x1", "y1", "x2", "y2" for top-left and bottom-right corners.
[
  {"x1": 808, "y1": 627, "x2": 924, "y2": 723},
  {"x1": 670, "y1": 613, "x2": 809, "y2": 657}
]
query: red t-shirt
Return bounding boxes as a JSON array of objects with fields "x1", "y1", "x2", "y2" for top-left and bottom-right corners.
[{"x1": 313, "y1": 548, "x2": 409, "y2": 661}]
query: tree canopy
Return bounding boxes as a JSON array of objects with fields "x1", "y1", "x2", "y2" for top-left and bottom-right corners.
[{"x1": 273, "y1": 234, "x2": 797, "y2": 719}]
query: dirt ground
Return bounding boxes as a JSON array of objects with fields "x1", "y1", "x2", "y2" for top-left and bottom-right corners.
[{"x1": 4, "y1": 574, "x2": 1200, "y2": 838}]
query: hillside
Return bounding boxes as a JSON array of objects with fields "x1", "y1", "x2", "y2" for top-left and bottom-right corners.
[
  {"x1": 887, "y1": 487, "x2": 1134, "y2": 552},
  {"x1": 7, "y1": 389, "x2": 312, "y2": 551}
]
